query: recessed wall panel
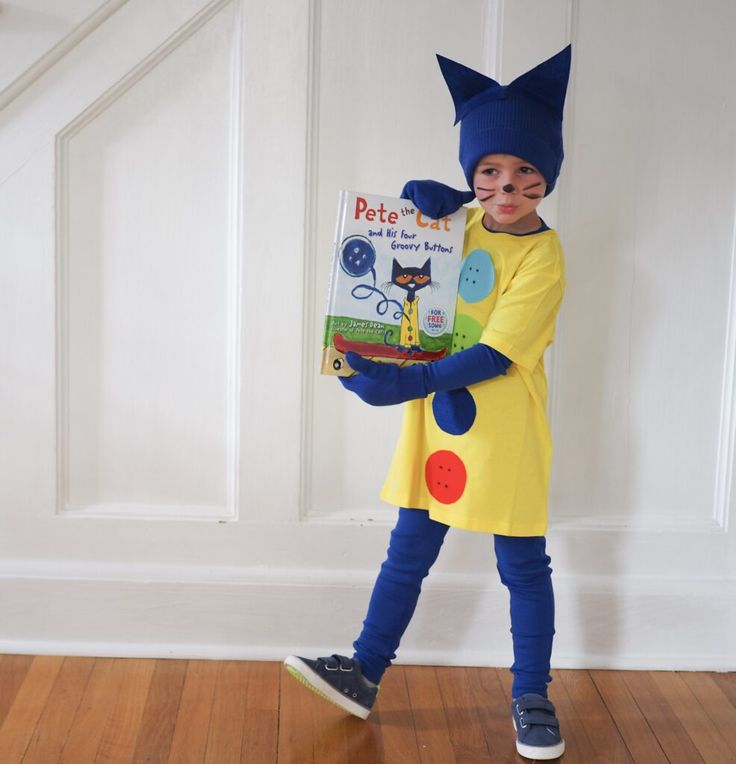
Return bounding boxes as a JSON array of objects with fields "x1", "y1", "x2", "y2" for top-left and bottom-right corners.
[
  {"x1": 308, "y1": 0, "x2": 491, "y2": 516},
  {"x1": 58, "y1": 4, "x2": 237, "y2": 516},
  {"x1": 552, "y1": 0, "x2": 736, "y2": 523}
]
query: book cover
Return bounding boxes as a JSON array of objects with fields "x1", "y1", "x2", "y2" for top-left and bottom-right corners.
[{"x1": 322, "y1": 191, "x2": 467, "y2": 376}]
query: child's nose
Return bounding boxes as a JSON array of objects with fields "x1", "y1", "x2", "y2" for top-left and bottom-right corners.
[{"x1": 502, "y1": 183, "x2": 515, "y2": 193}]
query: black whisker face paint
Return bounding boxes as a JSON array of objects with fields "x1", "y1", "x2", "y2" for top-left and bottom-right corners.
[
  {"x1": 522, "y1": 181, "x2": 543, "y2": 200},
  {"x1": 475, "y1": 187, "x2": 496, "y2": 203}
]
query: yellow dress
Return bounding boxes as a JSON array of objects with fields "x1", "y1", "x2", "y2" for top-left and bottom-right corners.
[{"x1": 380, "y1": 207, "x2": 565, "y2": 535}]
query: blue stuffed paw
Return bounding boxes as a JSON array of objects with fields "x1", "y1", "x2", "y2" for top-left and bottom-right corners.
[{"x1": 400, "y1": 179, "x2": 475, "y2": 219}]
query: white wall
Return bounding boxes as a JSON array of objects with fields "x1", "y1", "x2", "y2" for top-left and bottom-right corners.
[{"x1": 1, "y1": 0, "x2": 734, "y2": 671}]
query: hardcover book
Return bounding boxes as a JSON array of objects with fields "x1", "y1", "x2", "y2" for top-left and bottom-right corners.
[{"x1": 322, "y1": 191, "x2": 467, "y2": 376}]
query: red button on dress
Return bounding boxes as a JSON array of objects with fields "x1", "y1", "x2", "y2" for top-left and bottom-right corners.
[{"x1": 425, "y1": 450, "x2": 467, "y2": 504}]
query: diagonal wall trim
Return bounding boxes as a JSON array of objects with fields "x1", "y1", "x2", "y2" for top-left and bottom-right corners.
[
  {"x1": 0, "y1": 0, "x2": 131, "y2": 112},
  {"x1": 55, "y1": 0, "x2": 242, "y2": 520}
]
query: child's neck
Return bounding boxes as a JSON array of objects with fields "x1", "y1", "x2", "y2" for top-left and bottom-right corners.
[{"x1": 482, "y1": 210, "x2": 542, "y2": 235}]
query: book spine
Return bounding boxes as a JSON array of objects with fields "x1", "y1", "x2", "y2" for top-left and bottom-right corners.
[{"x1": 321, "y1": 190, "x2": 350, "y2": 373}]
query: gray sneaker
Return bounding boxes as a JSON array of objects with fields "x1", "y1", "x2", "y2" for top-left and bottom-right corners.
[
  {"x1": 511, "y1": 693, "x2": 565, "y2": 760},
  {"x1": 284, "y1": 654, "x2": 378, "y2": 719}
]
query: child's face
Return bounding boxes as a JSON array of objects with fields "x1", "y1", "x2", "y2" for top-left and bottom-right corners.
[{"x1": 472, "y1": 154, "x2": 546, "y2": 232}]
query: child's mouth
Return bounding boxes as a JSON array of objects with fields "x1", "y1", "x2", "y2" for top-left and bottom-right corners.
[{"x1": 496, "y1": 204, "x2": 517, "y2": 214}]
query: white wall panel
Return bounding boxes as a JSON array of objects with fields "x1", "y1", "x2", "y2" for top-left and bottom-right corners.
[
  {"x1": 552, "y1": 0, "x2": 736, "y2": 526},
  {"x1": 58, "y1": 3, "x2": 236, "y2": 518},
  {"x1": 307, "y1": 0, "x2": 492, "y2": 518}
]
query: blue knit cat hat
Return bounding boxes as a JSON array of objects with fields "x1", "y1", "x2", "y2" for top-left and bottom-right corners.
[{"x1": 437, "y1": 45, "x2": 571, "y2": 195}]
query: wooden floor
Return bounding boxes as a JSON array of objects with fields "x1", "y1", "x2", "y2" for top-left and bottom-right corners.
[{"x1": 0, "y1": 656, "x2": 735, "y2": 763}]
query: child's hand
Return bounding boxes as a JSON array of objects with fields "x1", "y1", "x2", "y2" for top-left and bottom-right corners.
[
  {"x1": 339, "y1": 352, "x2": 428, "y2": 406},
  {"x1": 401, "y1": 180, "x2": 475, "y2": 219}
]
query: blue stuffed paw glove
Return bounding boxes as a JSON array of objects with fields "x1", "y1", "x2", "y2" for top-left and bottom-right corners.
[
  {"x1": 401, "y1": 179, "x2": 475, "y2": 220},
  {"x1": 339, "y1": 352, "x2": 427, "y2": 406}
]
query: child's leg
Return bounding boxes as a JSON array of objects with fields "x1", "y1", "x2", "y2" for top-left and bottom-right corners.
[
  {"x1": 493, "y1": 535, "x2": 555, "y2": 698},
  {"x1": 353, "y1": 507, "x2": 449, "y2": 685}
]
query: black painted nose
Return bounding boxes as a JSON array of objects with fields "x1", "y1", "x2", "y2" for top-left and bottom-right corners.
[{"x1": 502, "y1": 184, "x2": 515, "y2": 193}]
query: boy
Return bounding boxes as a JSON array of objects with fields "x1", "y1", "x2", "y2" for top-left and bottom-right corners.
[{"x1": 286, "y1": 45, "x2": 571, "y2": 761}]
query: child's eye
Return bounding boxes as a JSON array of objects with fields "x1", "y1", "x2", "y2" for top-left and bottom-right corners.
[
  {"x1": 519, "y1": 166, "x2": 536, "y2": 174},
  {"x1": 481, "y1": 168, "x2": 498, "y2": 175}
]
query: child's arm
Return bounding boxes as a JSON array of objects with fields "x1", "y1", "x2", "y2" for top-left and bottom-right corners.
[
  {"x1": 401, "y1": 180, "x2": 475, "y2": 219},
  {"x1": 339, "y1": 344, "x2": 510, "y2": 407}
]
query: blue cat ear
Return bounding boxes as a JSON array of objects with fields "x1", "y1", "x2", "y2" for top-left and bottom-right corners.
[
  {"x1": 437, "y1": 46, "x2": 571, "y2": 124},
  {"x1": 436, "y1": 54, "x2": 501, "y2": 125},
  {"x1": 509, "y1": 45, "x2": 571, "y2": 119}
]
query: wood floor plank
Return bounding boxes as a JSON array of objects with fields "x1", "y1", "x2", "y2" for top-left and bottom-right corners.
[
  {"x1": 435, "y1": 665, "x2": 494, "y2": 763},
  {"x1": 404, "y1": 665, "x2": 457, "y2": 764},
  {"x1": 558, "y1": 669, "x2": 633, "y2": 763},
  {"x1": 0, "y1": 655, "x2": 64, "y2": 763},
  {"x1": 344, "y1": 715, "x2": 385, "y2": 764},
  {"x1": 376, "y1": 666, "x2": 421, "y2": 763},
  {"x1": 278, "y1": 659, "x2": 318, "y2": 764},
  {"x1": 204, "y1": 660, "x2": 248, "y2": 764},
  {"x1": 58, "y1": 658, "x2": 118, "y2": 763},
  {"x1": 680, "y1": 673, "x2": 736, "y2": 755},
  {"x1": 93, "y1": 658, "x2": 156, "y2": 763},
  {"x1": 622, "y1": 670, "x2": 705, "y2": 764},
  {"x1": 279, "y1": 659, "x2": 358, "y2": 764},
  {"x1": 22, "y1": 656, "x2": 96, "y2": 764},
  {"x1": 0, "y1": 655, "x2": 34, "y2": 730},
  {"x1": 240, "y1": 661, "x2": 279, "y2": 764},
  {"x1": 650, "y1": 671, "x2": 735, "y2": 764},
  {"x1": 711, "y1": 672, "x2": 736, "y2": 708},
  {"x1": 589, "y1": 670, "x2": 668, "y2": 764},
  {"x1": 550, "y1": 668, "x2": 598, "y2": 764},
  {"x1": 278, "y1": 661, "x2": 382, "y2": 764},
  {"x1": 168, "y1": 660, "x2": 218, "y2": 764},
  {"x1": 130, "y1": 658, "x2": 187, "y2": 764},
  {"x1": 0, "y1": 654, "x2": 730, "y2": 764},
  {"x1": 468, "y1": 667, "x2": 519, "y2": 763}
]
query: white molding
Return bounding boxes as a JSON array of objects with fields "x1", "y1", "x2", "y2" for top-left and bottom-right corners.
[
  {"x1": 482, "y1": 0, "x2": 504, "y2": 79},
  {"x1": 0, "y1": 641, "x2": 732, "y2": 673},
  {"x1": 0, "y1": 0, "x2": 131, "y2": 111},
  {"x1": 2, "y1": 559, "x2": 733, "y2": 590},
  {"x1": 714, "y1": 202, "x2": 736, "y2": 531},
  {"x1": 546, "y1": 0, "x2": 576, "y2": 448},
  {"x1": 305, "y1": 506, "x2": 726, "y2": 535},
  {"x1": 298, "y1": 0, "x2": 321, "y2": 521},
  {"x1": 226, "y1": 0, "x2": 246, "y2": 521},
  {"x1": 54, "y1": 0, "x2": 241, "y2": 521},
  {"x1": 550, "y1": 512, "x2": 725, "y2": 534},
  {"x1": 58, "y1": 504, "x2": 236, "y2": 521},
  {"x1": 1, "y1": 562, "x2": 734, "y2": 670}
]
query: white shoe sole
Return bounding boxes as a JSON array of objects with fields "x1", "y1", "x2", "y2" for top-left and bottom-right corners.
[
  {"x1": 513, "y1": 717, "x2": 566, "y2": 760},
  {"x1": 283, "y1": 656, "x2": 372, "y2": 720}
]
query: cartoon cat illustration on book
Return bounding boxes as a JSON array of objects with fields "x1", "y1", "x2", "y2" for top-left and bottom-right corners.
[{"x1": 383, "y1": 257, "x2": 436, "y2": 351}]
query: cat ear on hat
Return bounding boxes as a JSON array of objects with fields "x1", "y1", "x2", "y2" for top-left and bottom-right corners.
[
  {"x1": 510, "y1": 44, "x2": 571, "y2": 119},
  {"x1": 437, "y1": 46, "x2": 572, "y2": 123},
  {"x1": 436, "y1": 54, "x2": 501, "y2": 125}
]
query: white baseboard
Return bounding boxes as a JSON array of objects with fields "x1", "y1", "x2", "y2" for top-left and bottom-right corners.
[{"x1": 1, "y1": 561, "x2": 734, "y2": 671}]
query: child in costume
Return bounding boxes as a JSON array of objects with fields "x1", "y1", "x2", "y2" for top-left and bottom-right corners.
[{"x1": 285, "y1": 45, "x2": 571, "y2": 761}]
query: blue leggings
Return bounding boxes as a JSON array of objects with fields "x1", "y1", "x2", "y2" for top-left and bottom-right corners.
[{"x1": 353, "y1": 508, "x2": 555, "y2": 698}]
